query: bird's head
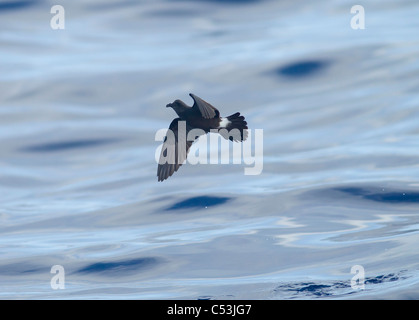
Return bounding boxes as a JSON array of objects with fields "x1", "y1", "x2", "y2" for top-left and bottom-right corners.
[
  {"x1": 167, "y1": 99, "x2": 182, "y2": 107},
  {"x1": 166, "y1": 99, "x2": 186, "y2": 114}
]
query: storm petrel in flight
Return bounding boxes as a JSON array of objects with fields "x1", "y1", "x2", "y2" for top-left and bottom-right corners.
[{"x1": 157, "y1": 93, "x2": 248, "y2": 181}]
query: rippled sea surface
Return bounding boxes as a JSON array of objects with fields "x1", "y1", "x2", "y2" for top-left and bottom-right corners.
[{"x1": 1, "y1": 0, "x2": 419, "y2": 299}]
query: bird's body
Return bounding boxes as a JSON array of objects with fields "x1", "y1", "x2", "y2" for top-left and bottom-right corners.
[
  {"x1": 172, "y1": 103, "x2": 218, "y2": 132},
  {"x1": 157, "y1": 93, "x2": 248, "y2": 181},
  {"x1": 167, "y1": 95, "x2": 224, "y2": 132}
]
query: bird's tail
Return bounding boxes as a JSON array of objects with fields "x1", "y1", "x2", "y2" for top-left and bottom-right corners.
[{"x1": 219, "y1": 112, "x2": 248, "y2": 142}]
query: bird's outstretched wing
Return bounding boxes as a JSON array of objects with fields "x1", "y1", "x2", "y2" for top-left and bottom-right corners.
[
  {"x1": 157, "y1": 118, "x2": 205, "y2": 181},
  {"x1": 190, "y1": 93, "x2": 219, "y2": 119}
]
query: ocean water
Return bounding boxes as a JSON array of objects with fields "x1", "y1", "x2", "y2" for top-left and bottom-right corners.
[{"x1": 1, "y1": 0, "x2": 419, "y2": 299}]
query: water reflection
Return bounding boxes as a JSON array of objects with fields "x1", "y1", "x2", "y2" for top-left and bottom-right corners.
[
  {"x1": 166, "y1": 196, "x2": 231, "y2": 211},
  {"x1": 335, "y1": 187, "x2": 419, "y2": 204},
  {"x1": 76, "y1": 257, "x2": 162, "y2": 276},
  {"x1": 0, "y1": 1, "x2": 35, "y2": 11},
  {"x1": 20, "y1": 138, "x2": 120, "y2": 153},
  {"x1": 277, "y1": 60, "x2": 330, "y2": 78}
]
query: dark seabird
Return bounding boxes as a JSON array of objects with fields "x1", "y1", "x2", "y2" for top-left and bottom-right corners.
[{"x1": 157, "y1": 93, "x2": 248, "y2": 182}]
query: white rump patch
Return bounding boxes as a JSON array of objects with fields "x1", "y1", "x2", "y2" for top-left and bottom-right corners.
[{"x1": 218, "y1": 117, "x2": 231, "y2": 129}]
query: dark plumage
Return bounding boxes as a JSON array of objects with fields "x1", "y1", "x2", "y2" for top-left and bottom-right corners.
[{"x1": 157, "y1": 93, "x2": 248, "y2": 181}]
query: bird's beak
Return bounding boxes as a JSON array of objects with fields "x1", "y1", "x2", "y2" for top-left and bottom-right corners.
[{"x1": 166, "y1": 104, "x2": 170, "y2": 108}]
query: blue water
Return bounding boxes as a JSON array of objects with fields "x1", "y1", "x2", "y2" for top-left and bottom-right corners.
[{"x1": 1, "y1": 0, "x2": 419, "y2": 299}]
